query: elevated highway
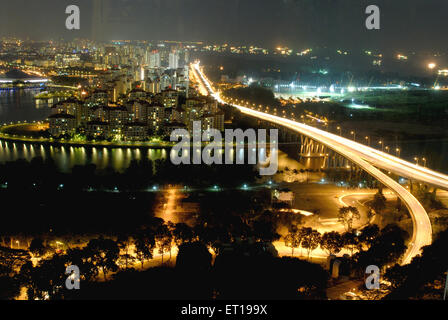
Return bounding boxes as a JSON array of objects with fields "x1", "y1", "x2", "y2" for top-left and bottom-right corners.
[{"x1": 192, "y1": 62, "x2": 435, "y2": 264}]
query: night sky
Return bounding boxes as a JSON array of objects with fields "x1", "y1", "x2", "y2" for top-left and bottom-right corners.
[{"x1": 0, "y1": 0, "x2": 447, "y2": 51}]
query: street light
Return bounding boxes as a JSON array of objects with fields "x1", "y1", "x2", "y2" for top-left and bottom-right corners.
[
  {"x1": 414, "y1": 157, "x2": 419, "y2": 165},
  {"x1": 422, "y1": 157, "x2": 427, "y2": 167},
  {"x1": 385, "y1": 146, "x2": 390, "y2": 153},
  {"x1": 365, "y1": 136, "x2": 370, "y2": 146},
  {"x1": 396, "y1": 148, "x2": 401, "y2": 157},
  {"x1": 337, "y1": 126, "x2": 342, "y2": 136},
  {"x1": 379, "y1": 140, "x2": 384, "y2": 151},
  {"x1": 350, "y1": 131, "x2": 356, "y2": 141}
]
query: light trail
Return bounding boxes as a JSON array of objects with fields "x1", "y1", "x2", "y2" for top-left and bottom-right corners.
[
  {"x1": 192, "y1": 61, "x2": 433, "y2": 265},
  {"x1": 339, "y1": 192, "x2": 376, "y2": 207}
]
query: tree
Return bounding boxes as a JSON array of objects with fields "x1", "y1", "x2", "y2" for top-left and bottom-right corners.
[
  {"x1": 338, "y1": 206, "x2": 361, "y2": 231},
  {"x1": 370, "y1": 191, "x2": 386, "y2": 214},
  {"x1": 65, "y1": 247, "x2": 98, "y2": 282},
  {"x1": 342, "y1": 231, "x2": 359, "y2": 256},
  {"x1": 384, "y1": 263, "x2": 411, "y2": 290},
  {"x1": 172, "y1": 223, "x2": 194, "y2": 247},
  {"x1": 358, "y1": 224, "x2": 380, "y2": 250},
  {"x1": 320, "y1": 231, "x2": 344, "y2": 256},
  {"x1": 134, "y1": 230, "x2": 156, "y2": 269},
  {"x1": 300, "y1": 228, "x2": 321, "y2": 260},
  {"x1": 155, "y1": 224, "x2": 173, "y2": 264},
  {"x1": 175, "y1": 242, "x2": 212, "y2": 271},
  {"x1": 384, "y1": 229, "x2": 448, "y2": 299},
  {"x1": 284, "y1": 227, "x2": 303, "y2": 257},
  {"x1": 117, "y1": 233, "x2": 135, "y2": 270},
  {"x1": 85, "y1": 237, "x2": 120, "y2": 281},
  {"x1": 24, "y1": 254, "x2": 68, "y2": 300},
  {"x1": 194, "y1": 225, "x2": 229, "y2": 255},
  {"x1": 251, "y1": 220, "x2": 280, "y2": 243},
  {"x1": 352, "y1": 224, "x2": 408, "y2": 280},
  {"x1": 369, "y1": 224, "x2": 408, "y2": 266},
  {"x1": 28, "y1": 238, "x2": 47, "y2": 257}
]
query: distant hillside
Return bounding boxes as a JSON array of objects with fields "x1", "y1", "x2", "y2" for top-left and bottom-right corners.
[{"x1": 3, "y1": 69, "x2": 34, "y2": 80}]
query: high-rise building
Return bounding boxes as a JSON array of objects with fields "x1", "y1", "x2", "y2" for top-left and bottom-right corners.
[
  {"x1": 144, "y1": 48, "x2": 151, "y2": 65},
  {"x1": 169, "y1": 51, "x2": 179, "y2": 69},
  {"x1": 149, "y1": 51, "x2": 161, "y2": 68}
]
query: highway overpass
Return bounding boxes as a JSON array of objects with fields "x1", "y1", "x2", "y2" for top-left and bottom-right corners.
[{"x1": 192, "y1": 62, "x2": 435, "y2": 265}]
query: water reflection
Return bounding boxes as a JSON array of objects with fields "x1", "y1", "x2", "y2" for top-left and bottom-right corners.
[
  {"x1": 0, "y1": 88, "x2": 56, "y2": 123},
  {"x1": 0, "y1": 140, "x2": 168, "y2": 173},
  {"x1": 299, "y1": 156, "x2": 326, "y2": 170}
]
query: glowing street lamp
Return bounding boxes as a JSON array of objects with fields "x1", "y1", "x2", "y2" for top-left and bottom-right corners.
[
  {"x1": 396, "y1": 148, "x2": 401, "y2": 157},
  {"x1": 422, "y1": 157, "x2": 427, "y2": 167},
  {"x1": 337, "y1": 126, "x2": 342, "y2": 136},
  {"x1": 365, "y1": 136, "x2": 370, "y2": 146},
  {"x1": 378, "y1": 140, "x2": 384, "y2": 151},
  {"x1": 350, "y1": 131, "x2": 356, "y2": 141},
  {"x1": 414, "y1": 157, "x2": 419, "y2": 165},
  {"x1": 428, "y1": 63, "x2": 437, "y2": 70}
]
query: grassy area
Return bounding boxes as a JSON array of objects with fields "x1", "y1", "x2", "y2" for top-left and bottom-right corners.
[
  {"x1": 342, "y1": 89, "x2": 448, "y2": 110},
  {"x1": 0, "y1": 123, "x2": 49, "y2": 138}
]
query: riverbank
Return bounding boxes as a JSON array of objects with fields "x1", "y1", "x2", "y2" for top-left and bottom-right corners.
[{"x1": 0, "y1": 122, "x2": 174, "y2": 149}]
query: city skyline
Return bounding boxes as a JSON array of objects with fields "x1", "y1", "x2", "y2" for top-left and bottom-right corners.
[{"x1": 0, "y1": 0, "x2": 447, "y2": 303}]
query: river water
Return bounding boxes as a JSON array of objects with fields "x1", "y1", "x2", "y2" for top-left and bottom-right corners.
[
  {"x1": 0, "y1": 88, "x2": 53, "y2": 123},
  {"x1": 0, "y1": 88, "x2": 447, "y2": 174},
  {"x1": 0, "y1": 89, "x2": 168, "y2": 172}
]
